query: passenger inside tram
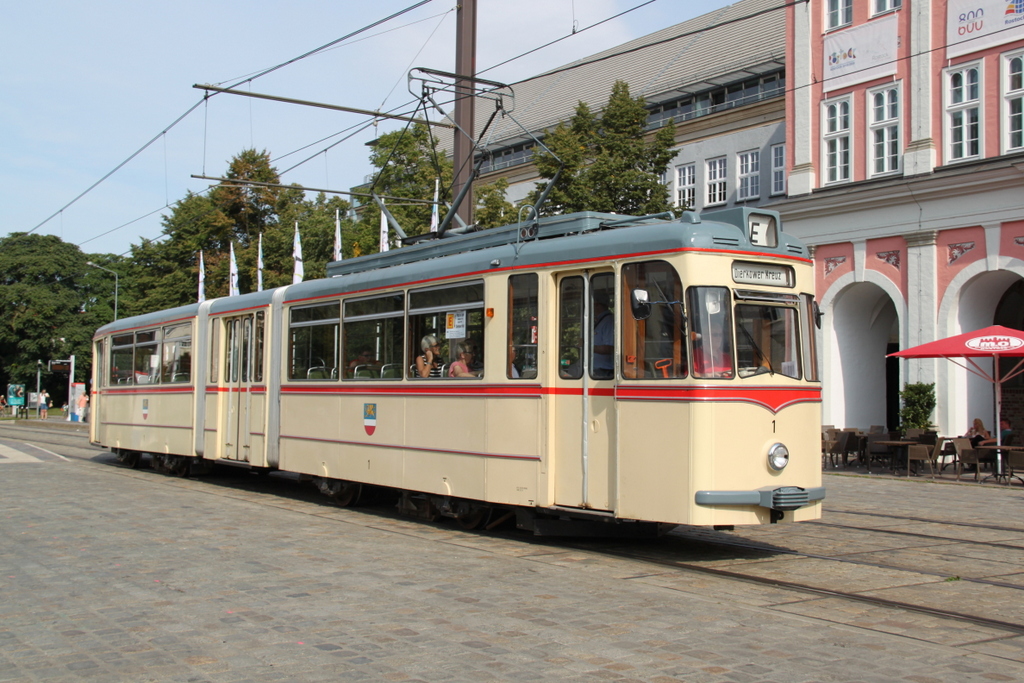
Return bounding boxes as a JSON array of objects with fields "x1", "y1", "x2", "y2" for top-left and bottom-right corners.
[
  {"x1": 416, "y1": 335, "x2": 444, "y2": 378},
  {"x1": 448, "y1": 341, "x2": 479, "y2": 377}
]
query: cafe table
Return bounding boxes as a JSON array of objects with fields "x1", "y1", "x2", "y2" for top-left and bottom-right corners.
[
  {"x1": 975, "y1": 444, "x2": 1024, "y2": 484},
  {"x1": 874, "y1": 440, "x2": 919, "y2": 476}
]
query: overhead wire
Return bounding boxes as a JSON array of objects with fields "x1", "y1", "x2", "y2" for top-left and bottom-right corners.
[{"x1": 32, "y1": 0, "x2": 437, "y2": 238}]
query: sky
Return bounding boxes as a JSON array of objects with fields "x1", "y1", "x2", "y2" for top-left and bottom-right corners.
[{"x1": 2, "y1": 0, "x2": 735, "y2": 257}]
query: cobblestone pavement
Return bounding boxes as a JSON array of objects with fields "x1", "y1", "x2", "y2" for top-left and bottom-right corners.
[{"x1": 2, "y1": 427, "x2": 1024, "y2": 681}]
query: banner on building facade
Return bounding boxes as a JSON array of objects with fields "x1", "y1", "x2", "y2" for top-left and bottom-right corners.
[
  {"x1": 822, "y1": 14, "x2": 898, "y2": 93},
  {"x1": 947, "y1": 0, "x2": 1024, "y2": 58}
]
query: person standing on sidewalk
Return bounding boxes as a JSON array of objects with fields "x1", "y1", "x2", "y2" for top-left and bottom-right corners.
[{"x1": 39, "y1": 390, "x2": 50, "y2": 420}]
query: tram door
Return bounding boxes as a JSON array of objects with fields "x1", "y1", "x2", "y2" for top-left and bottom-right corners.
[
  {"x1": 222, "y1": 314, "x2": 259, "y2": 462},
  {"x1": 553, "y1": 271, "x2": 618, "y2": 511}
]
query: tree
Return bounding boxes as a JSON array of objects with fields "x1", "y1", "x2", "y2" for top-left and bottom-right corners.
[
  {"x1": 359, "y1": 123, "x2": 452, "y2": 250},
  {"x1": 0, "y1": 233, "x2": 107, "y2": 401},
  {"x1": 529, "y1": 80, "x2": 676, "y2": 217},
  {"x1": 474, "y1": 179, "x2": 518, "y2": 229},
  {"x1": 120, "y1": 150, "x2": 353, "y2": 313}
]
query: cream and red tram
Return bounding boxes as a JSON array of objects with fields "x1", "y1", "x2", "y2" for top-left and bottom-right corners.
[{"x1": 91, "y1": 208, "x2": 824, "y2": 533}]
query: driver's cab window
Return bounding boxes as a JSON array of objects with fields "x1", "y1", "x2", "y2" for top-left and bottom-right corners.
[
  {"x1": 622, "y1": 261, "x2": 687, "y2": 379},
  {"x1": 688, "y1": 287, "x2": 734, "y2": 379}
]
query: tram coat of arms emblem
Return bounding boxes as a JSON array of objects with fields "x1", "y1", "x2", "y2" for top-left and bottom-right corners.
[{"x1": 363, "y1": 403, "x2": 377, "y2": 435}]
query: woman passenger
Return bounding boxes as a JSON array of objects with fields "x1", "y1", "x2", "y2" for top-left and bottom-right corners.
[
  {"x1": 449, "y1": 342, "x2": 478, "y2": 378},
  {"x1": 416, "y1": 335, "x2": 443, "y2": 378}
]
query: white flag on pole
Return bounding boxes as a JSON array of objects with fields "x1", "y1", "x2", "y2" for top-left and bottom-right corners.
[
  {"x1": 229, "y1": 242, "x2": 239, "y2": 297},
  {"x1": 257, "y1": 233, "x2": 264, "y2": 292},
  {"x1": 430, "y1": 177, "x2": 440, "y2": 233},
  {"x1": 379, "y1": 208, "x2": 389, "y2": 253},
  {"x1": 293, "y1": 221, "x2": 304, "y2": 284},
  {"x1": 334, "y1": 208, "x2": 342, "y2": 261},
  {"x1": 198, "y1": 251, "x2": 206, "y2": 303}
]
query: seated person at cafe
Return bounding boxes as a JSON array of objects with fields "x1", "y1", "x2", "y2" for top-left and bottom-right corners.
[
  {"x1": 979, "y1": 418, "x2": 1013, "y2": 446},
  {"x1": 964, "y1": 418, "x2": 990, "y2": 447}
]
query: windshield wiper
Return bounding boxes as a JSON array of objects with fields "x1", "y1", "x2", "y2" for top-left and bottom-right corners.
[{"x1": 738, "y1": 325, "x2": 773, "y2": 377}]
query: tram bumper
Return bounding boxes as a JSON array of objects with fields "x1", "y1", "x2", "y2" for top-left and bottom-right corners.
[{"x1": 694, "y1": 486, "x2": 826, "y2": 512}]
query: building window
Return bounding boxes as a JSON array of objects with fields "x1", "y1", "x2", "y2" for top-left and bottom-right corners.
[
  {"x1": 737, "y1": 150, "x2": 760, "y2": 201},
  {"x1": 706, "y1": 158, "x2": 727, "y2": 206},
  {"x1": 771, "y1": 144, "x2": 786, "y2": 195},
  {"x1": 826, "y1": 0, "x2": 852, "y2": 30},
  {"x1": 823, "y1": 98, "x2": 851, "y2": 183},
  {"x1": 873, "y1": 0, "x2": 901, "y2": 15},
  {"x1": 947, "y1": 64, "x2": 981, "y2": 161},
  {"x1": 675, "y1": 164, "x2": 695, "y2": 209},
  {"x1": 1006, "y1": 53, "x2": 1023, "y2": 152},
  {"x1": 868, "y1": 85, "x2": 900, "y2": 175}
]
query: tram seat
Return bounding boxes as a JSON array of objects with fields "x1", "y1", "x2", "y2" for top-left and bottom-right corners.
[
  {"x1": 171, "y1": 373, "x2": 190, "y2": 382},
  {"x1": 381, "y1": 364, "x2": 401, "y2": 379},
  {"x1": 353, "y1": 365, "x2": 375, "y2": 379},
  {"x1": 307, "y1": 366, "x2": 330, "y2": 379}
]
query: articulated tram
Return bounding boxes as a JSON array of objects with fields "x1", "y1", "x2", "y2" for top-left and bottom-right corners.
[{"x1": 91, "y1": 208, "x2": 824, "y2": 533}]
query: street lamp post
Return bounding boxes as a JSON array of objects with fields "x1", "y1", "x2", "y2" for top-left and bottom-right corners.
[{"x1": 86, "y1": 261, "x2": 118, "y2": 321}]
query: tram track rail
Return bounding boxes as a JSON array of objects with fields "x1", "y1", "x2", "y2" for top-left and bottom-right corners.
[
  {"x1": 572, "y1": 540, "x2": 1024, "y2": 637},
  {"x1": 13, "y1": 429, "x2": 1024, "y2": 642}
]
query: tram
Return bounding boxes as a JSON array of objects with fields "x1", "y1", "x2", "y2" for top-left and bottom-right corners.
[{"x1": 90, "y1": 207, "x2": 824, "y2": 534}]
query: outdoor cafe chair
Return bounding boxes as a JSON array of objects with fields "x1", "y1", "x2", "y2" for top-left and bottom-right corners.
[
  {"x1": 955, "y1": 440, "x2": 983, "y2": 482},
  {"x1": 1006, "y1": 450, "x2": 1024, "y2": 486},
  {"x1": 904, "y1": 428, "x2": 925, "y2": 441},
  {"x1": 906, "y1": 444, "x2": 937, "y2": 478},
  {"x1": 824, "y1": 431, "x2": 850, "y2": 469}
]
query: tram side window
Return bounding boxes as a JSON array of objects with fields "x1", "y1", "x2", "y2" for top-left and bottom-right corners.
[
  {"x1": 688, "y1": 287, "x2": 735, "y2": 379},
  {"x1": 161, "y1": 324, "x2": 192, "y2": 383},
  {"x1": 254, "y1": 311, "x2": 265, "y2": 383},
  {"x1": 134, "y1": 330, "x2": 161, "y2": 384},
  {"x1": 735, "y1": 303, "x2": 801, "y2": 379},
  {"x1": 343, "y1": 294, "x2": 404, "y2": 379},
  {"x1": 408, "y1": 281, "x2": 485, "y2": 379},
  {"x1": 558, "y1": 277, "x2": 584, "y2": 379},
  {"x1": 209, "y1": 319, "x2": 220, "y2": 384},
  {"x1": 110, "y1": 334, "x2": 135, "y2": 385},
  {"x1": 622, "y1": 261, "x2": 687, "y2": 379},
  {"x1": 590, "y1": 273, "x2": 616, "y2": 380},
  {"x1": 508, "y1": 274, "x2": 538, "y2": 379},
  {"x1": 289, "y1": 303, "x2": 340, "y2": 380}
]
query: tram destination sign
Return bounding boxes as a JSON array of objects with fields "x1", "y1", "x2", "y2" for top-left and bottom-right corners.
[{"x1": 731, "y1": 261, "x2": 794, "y2": 287}]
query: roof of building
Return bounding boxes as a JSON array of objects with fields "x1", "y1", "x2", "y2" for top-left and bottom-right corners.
[{"x1": 456, "y1": 0, "x2": 786, "y2": 150}]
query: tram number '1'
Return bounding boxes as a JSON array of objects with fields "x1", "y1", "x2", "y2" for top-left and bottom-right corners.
[{"x1": 772, "y1": 420, "x2": 776, "y2": 433}]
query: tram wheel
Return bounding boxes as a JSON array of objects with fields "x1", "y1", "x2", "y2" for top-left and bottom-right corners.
[
  {"x1": 117, "y1": 450, "x2": 141, "y2": 469},
  {"x1": 455, "y1": 507, "x2": 490, "y2": 530},
  {"x1": 315, "y1": 478, "x2": 362, "y2": 507},
  {"x1": 168, "y1": 457, "x2": 191, "y2": 478}
]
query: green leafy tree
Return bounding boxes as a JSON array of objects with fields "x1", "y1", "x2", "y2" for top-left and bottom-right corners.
[
  {"x1": 0, "y1": 233, "x2": 108, "y2": 401},
  {"x1": 121, "y1": 150, "x2": 352, "y2": 313},
  {"x1": 899, "y1": 382, "x2": 937, "y2": 432},
  {"x1": 358, "y1": 123, "x2": 453, "y2": 252},
  {"x1": 474, "y1": 178, "x2": 518, "y2": 229},
  {"x1": 529, "y1": 80, "x2": 676, "y2": 216}
]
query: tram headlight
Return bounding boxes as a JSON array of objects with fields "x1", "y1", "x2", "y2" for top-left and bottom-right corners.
[{"x1": 767, "y1": 443, "x2": 789, "y2": 471}]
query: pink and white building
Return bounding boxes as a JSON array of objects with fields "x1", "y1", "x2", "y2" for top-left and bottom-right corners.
[{"x1": 777, "y1": 0, "x2": 1024, "y2": 433}]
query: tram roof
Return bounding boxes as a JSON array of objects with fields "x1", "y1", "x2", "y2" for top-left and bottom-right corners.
[{"x1": 96, "y1": 208, "x2": 808, "y2": 337}]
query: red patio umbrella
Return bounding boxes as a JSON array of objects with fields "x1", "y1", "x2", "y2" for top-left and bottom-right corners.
[{"x1": 888, "y1": 325, "x2": 1024, "y2": 447}]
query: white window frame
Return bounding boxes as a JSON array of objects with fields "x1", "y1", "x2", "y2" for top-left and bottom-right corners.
[
  {"x1": 945, "y1": 62, "x2": 982, "y2": 163},
  {"x1": 737, "y1": 150, "x2": 760, "y2": 201},
  {"x1": 872, "y1": 0, "x2": 901, "y2": 16},
  {"x1": 826, "y1": 0, "x2": 852, "y2": 30},
  {"x1": 1003, "y1": 51, "x2": 1024, "y2": 154},
  {"x1": 822, "y1": 96, "x2": 852, "y2": 184},
  {"x1": 676, "y1": 163, "x2": 696, "y2": 209},
  {"x1": 706, "y1": 158, "x2": 727, "y2": 206},
  {"x1": 770, "y1": 143, "x2": 786, "y2": 196},
  {"x1": 867, "y1": 83, "x2": 901, "y2": 176}
]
